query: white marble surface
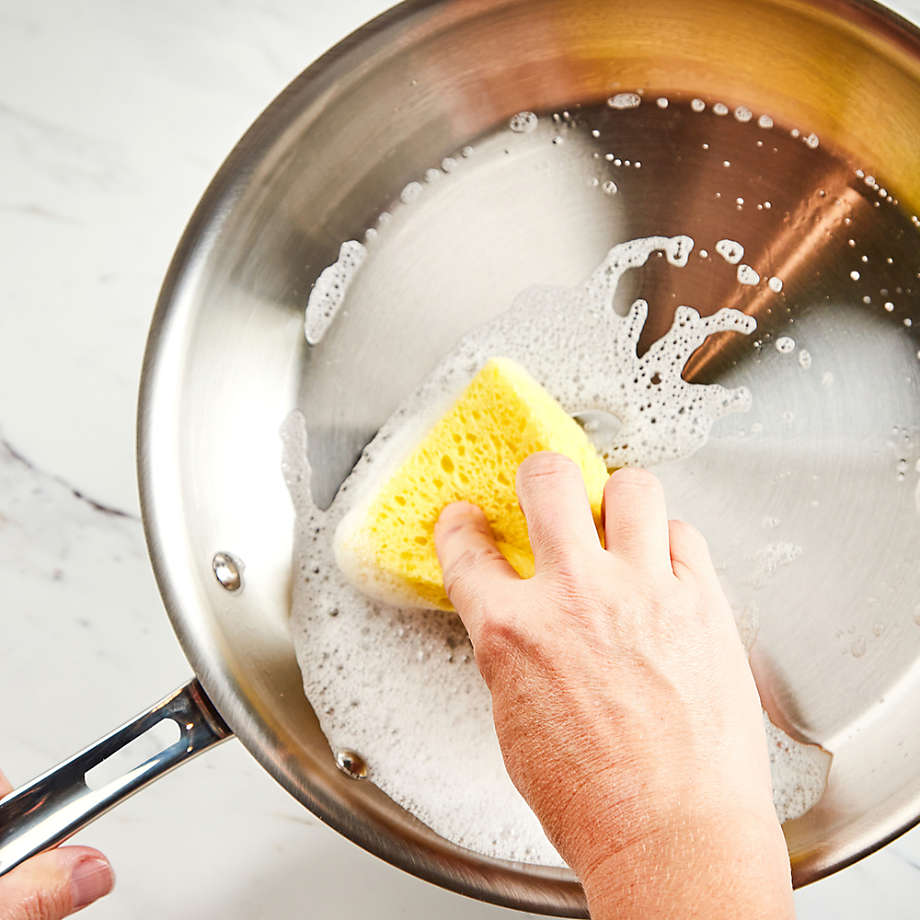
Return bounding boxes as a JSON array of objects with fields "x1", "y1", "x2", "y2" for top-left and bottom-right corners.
[{"x1": 2, "y1": 0, "x2": 919, "y2": 916}]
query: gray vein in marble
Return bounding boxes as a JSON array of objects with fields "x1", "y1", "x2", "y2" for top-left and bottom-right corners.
[
  {"x1": 0, "y1": 100, "x2": 128, "y2": 191},
  {"x1": 2, "y1": 437, "x2": 138, "y2": 521},
  {"x1": 0, "y1": 202, "x2": 82, "y2": 224},
  {"x1": 0, "y1": 99, "x2": 100, "y2": 145}
]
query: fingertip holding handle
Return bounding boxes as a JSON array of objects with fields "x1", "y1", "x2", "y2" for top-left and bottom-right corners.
[{"x1": 0, "y1": 680, "x2": 231, "y2": 878}]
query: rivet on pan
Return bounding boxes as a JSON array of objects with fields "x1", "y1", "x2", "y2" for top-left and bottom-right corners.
[
  {"x1": 335, "y1": 749, "x2": 368, "y2": 779},
  {"x1": 212, "y1": 552, "x2": 242, "y2": 592}
]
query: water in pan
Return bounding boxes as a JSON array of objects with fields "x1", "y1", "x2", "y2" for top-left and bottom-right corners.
[{"x1": 285, "y1": 93, "x2": 920, "y2": 863}]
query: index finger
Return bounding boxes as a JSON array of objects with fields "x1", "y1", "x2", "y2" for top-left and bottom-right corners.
[{"x1": 434, "y1": 501, "x2": 519, "y2": 638}]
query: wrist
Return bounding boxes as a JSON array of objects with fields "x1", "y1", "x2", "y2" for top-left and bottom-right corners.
[{"x1": 576, "y1": 802, "x2": 793, "y2": 920}]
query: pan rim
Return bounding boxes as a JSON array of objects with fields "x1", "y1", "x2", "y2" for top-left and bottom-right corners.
[{"x1": 136, "y1": 0, "x2": 920, "y2": 910}]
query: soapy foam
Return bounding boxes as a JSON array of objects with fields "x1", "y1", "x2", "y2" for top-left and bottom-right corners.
[
  {"x1": 608, "y1": 92, "x2": 641, "y2": 110},
  {"x1": 764, "y1": 717, "x2": 831, "y2": 824},
  {"x1": 304, "y1": 240, "x2": 367, "y2": 345},
  {"x1": 287, "y1": 235, "x2": 828, "y2": 866},
  {"x1": 716, "y1": 238, "x2": 744, "y2": 264},
  {"x1": 509, "y1": 111, "x2": 538, "y2": 133},
  {"x1": 737, "y1": 264, "x2": 761, "y2": 286}
]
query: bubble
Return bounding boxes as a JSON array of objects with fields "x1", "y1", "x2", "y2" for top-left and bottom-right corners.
[
  {"x1": 737, "y1": 264, "x2": 760, "y2": 286},
  {"x1": 734, "y1": 106, "x2": 752, "y2": 122},
  {"x1": 850, "y1": 270, "x2": 861, "y2": 281},
  {"x1": 601, "y1": 179, "x2": 618, "y2": 195},
  {"x1": 424, "y1": 168, "x2": 442, "y2": 183},
  {"x1": 509, "y1": 111, "x2": 538, "y2": 133},
  {"x1": 691, "y1": 98, "x2": 706, "y2": 112},
  {"x1": 656, "y1": 97, "x2": 669, "y2": 108},
  {"x1": 400, "y1": 182, "x2": 423, "y2": 204},
  {"x1": 798, "y1": 349, "x2": 812, "y2": 369},
  {"x1": 884, "y1": 301, "x2": 895, "y2": 312},
  {"x1": 441, "y1": 156, "x2": 458, "y2": 173},
  {"x1": 713, "y1": 102, "x2": 729, "y2": 115},
  {"x1": 461, "y1": 145, "x2": 474, "y2": 158},
  {"x1": 768, "y1": 276, "x2": 784, "y2": 293},
  {"x1": 607, "y1": 92, "x2": 641, "y2": 109},
  {"x1": 804, "y1": 133, "x2": 820, "y2": 148},
  {"x1": 715, "y1": 239, "x2": 744, "y2": 264},
  {"x1": 758, "y1": 114, "x2": 774, "y2": 129},
  {"x1": 775, "y1": 336, "x2": 796, "y2": 353}
]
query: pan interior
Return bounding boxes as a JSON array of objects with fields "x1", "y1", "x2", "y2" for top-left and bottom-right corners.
[{"x1": 139, "y1": 0, "x2": 920, "y2": 913}]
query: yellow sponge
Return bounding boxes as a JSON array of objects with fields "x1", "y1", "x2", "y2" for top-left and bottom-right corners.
[{"x1": 335, "y1": 357, "x2": 610, "y2": 610}]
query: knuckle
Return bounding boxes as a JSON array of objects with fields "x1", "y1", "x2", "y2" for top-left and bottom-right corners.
[
  {"x1": 547, "y1": 553, "x2": 599, "y2": 592},
  {"x1": 15, "y1": 888, "x2": 66, "y2": 920},
  {"x1": 442, "y1": 548, "x2": 483, "y2": 597},
  {"x1": 517, "y1": 451, "x2": 578, "y2": 487},
  {"x1": 476, "y1": 613, "x2": 519, "y2": 655},
  {"x1": 443, "y1": 546, "x2": 500, "y2": 604},
  {"x1": 437, "y1": 500, "x2": 481, "y2": 528},
  {"x1": 605, "y1": 466, "x2": 662, "y2": 497},
  {"x1": 473, "y1": 610, "x2": 526, "y2": 675}
]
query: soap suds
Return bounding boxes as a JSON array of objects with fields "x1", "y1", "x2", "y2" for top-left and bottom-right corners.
[
  {"x1": 285, "y1": 234, "x2": 827, "y2": 867},
  {"x1": 716, "y1": 238, "x2": 744, "y2": 264},
  {"x1": 304, "y1": 241, "x2": 367, "y2": 345}
]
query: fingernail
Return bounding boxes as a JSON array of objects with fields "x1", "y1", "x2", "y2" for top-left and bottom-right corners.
[{"x1": 71, "y1": 857, "x2": 114, "y2": 910}]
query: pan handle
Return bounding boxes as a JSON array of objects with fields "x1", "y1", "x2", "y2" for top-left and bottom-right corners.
[{"x1": 0, "y1": 679, "x2": 232, "y2": 877}]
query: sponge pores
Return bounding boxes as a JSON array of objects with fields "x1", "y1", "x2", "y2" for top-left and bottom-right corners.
[{"x1": 334, "y1": 357, "x2": 609, "y2": 610}]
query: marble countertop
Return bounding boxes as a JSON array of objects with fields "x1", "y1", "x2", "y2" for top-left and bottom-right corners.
[{"x1": 2, "y1": 1, "x2": 919, "y2": 916}]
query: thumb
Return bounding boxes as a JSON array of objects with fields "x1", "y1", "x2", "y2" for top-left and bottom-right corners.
[
  {"x1": 0, "y1": 847, "x2": 114, "y2": 920},
  {"x1": 434, "y1": 501, "x2": 518, "y2": 636}
]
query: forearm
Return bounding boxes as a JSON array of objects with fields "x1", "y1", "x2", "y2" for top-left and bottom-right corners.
[{"x1": 579, "y1": 807, "x2": 795, "y2": 920}]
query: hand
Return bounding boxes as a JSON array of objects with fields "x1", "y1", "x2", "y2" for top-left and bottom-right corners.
[
  {"x1": 0, "y1": 770, "x2": 113, "y2": 919},
  {"x1": 435, "y1": 453, "x2": 793, "y2": 920}
]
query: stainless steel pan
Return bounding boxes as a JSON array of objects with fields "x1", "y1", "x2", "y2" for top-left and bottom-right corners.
[{"x1": 3, "y1": 0, "x2": 920, "y2": 914}]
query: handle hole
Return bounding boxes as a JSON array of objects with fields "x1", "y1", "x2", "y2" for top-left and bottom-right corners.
[{"x1": 85, "y1": 719, "x2": 181, "y2": 791}]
